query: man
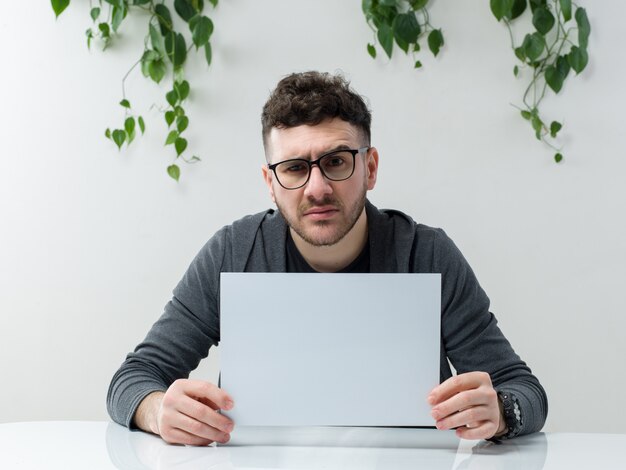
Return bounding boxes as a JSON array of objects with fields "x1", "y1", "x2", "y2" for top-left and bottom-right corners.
[{"x1": 107, "y1": 71, "x2": 547, "y2": 446}]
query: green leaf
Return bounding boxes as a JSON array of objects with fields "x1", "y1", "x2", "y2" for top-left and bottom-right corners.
[
  {"x1": 190, "y1": 15, "x2": 213, "y2": 48},
  {"x1": 111, "y1": 5, "x2": 127, "y2": 33},
  {"x1": 98, "y1": 22, "x2": 110, "y2": 39},
  {"x1": 140, "y1": 50, "x2": 157, "y2": 77},
  {"x1": 105, "y1": 128, "x2": 111, "y2": 139},
  {"x1": 410, "y1": 0, "x2": 428, "y2": 9},
  {"x1": 167, "y1": 164, "x2": 181, "y2": 181},
  {"x1": 166, "y1": 90, "x2": 178, "y2": 107},
  {"x1": 175, "y1": 137, "x2": 188, "y2": 156},
  {"x1": 520, "y1": 110, "x2": 532, "y2": 120},
  {"x1": 90, "y1": 7, "x2": 101, "y2": 21},
  {"x1": 367, "y1": 43, "x2": 376, "y2": 59},
  {"x1": 532, "y1": 7, "x2": 555, "y2": 35},
  {"x1": 575, "y1": 8, "x2": 590, "y2": 49},
  {"x1": 176, "y1": 115, "x2": 189, "y2": 133},
  {"x1": 209, "y1": 0, "x2": 218, "y2": 7},
  {"x1": 172, "y1": 33, "x2": 187, "y2": 67},
  {"x1": 531, "y1": 115, "x2": 543, "y2": 140},
  {"x1": 175, "y1": 80, "x2": 190, "y2": 101},
  {"x1": 187, "y1": 155, "x2": 201, "y2": 163},
  {"x1": 392, "y1": 12, "x2": 420, "y2": 45},
  {"x1": 377, "y1": 23, "x2": 394, "y2": 59},
  {"x1": 556, "y1": 55, "x2": 571, "y2": 81},
  {"x1": 86, "y1": 28, "x2": 93, "y2": 49},
  {"x1": 522, "y1": 32, "x2": 545, "y2": 61},
  {"x1": 510, "y1": 0, "x2": 527, "y2": 19},
  {"x1": 204, "y1": 42, "x2": 212, "y2": 66},
  {"x1": 174, "y1": 106, "x2": 185, "y2": 117},
  {"x1": 427, "y1": 29, "x2": 444, "y2": 57},
  {"x1": 138, "y1": 116, "x2": 145, "y2": 134},
  {"x1": 513, "y1": 65, "x2": 519, "y2": 76},
  {"x1": 554, "y1": 153, "x2": 563, "y2": 163},
  {"x1": 124, "y1": 117, "x2": 135, "y2": 136},
  {"x1": 165, "y1": 130, "x2": 179, "y2": 145},
  {"x1": 568, "y1": 46, "x2": 588, "y2": 74},
  {"x1": 175, "y1": 0, "x2": 197, "y2": 22},
  {"x1": 148, "y1": 59, "x2": 166, "y2": 84},
  {"x1": 514, "y1": 46, "x2": 526, "y2": 61},
  {"x1": 119, "y1": 99, "x2": 131, "y2": 108},
  {"x1": 545, "y1": 55, "x2": 571, "y2": 92},
  {"x1": 51, "y1": 0, "x2": 70, "y2": 18},
  {"x1": 490, "y1": 0, "x2": 514, "y2": 21},
  {"x1": 149, "y1": 23, "x2": 166, "y2": 55},
  {"x1": 395, "y1": 36, "x2": 409, "y2": 54},
  {"x1": 559, "y1": 0, "x2": 572, "y2": 22},
  {"x1": 414, "y1": 60, "x2": 422, "y2": 68},
  {"x1": 165, "y1": 111, "x2": 176, "y2": 127},
  {"x1": 545, "y1": 65, "x2": 563, "y2": 93},
  {"x1": 529, "y1": 0, "x2": 547, "y2": 13},
  {"x1": 550, "y1": 121, "x2": 562, "y2": 138},
  {"x1": 112, "y1": 129, "x2": 126, "y2": 150},
  {"x1": 155, "y1": 4, "x2": 173, "y2": 35}
]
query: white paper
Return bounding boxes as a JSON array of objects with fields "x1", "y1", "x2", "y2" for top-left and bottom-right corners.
[{"x1": 219, "y1": 273, "x2": 441, "y2": 427}]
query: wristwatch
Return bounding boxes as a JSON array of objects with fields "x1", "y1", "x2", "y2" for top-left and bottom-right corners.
[{"x1": 496, "y1": 390, "x2": 523, "y2": 439}]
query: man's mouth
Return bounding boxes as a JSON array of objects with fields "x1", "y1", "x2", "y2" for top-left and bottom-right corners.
[{"x1": 302, "y1": 206, "x2": 339, "y2": 220}]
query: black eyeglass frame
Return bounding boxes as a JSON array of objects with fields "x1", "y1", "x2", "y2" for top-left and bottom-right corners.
[{"x1": 267, "y1": 146, "x2": 370, "y2": 190}]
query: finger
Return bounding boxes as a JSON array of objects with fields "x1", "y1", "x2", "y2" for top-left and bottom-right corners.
[
  {"x1": 454, "y1": 421, "x2": 499, "y2": 441},
  {"x1": 428, "y1": 372, "x2": 491, "y2": 405},
  {"x1": 431, "y1": 388, "x2": 491, "y2": 421},
  {"x1": 435, "y1": 405, "x2": 494, "y2": 431},
  {"x1": 174, "y1": 394, "x2": 234, "y2": 434},
  {"x1": 181, "y1": 380, "x2": 235, "y2": 411},
  {"x1": 161, "y1": 426, "x2": 218, "y2": 446},
  {"x1": 167, "y1": 411, "x2": 231, "y2": 443}
]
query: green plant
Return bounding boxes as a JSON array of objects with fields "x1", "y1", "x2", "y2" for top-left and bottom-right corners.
[
  {"x1": 491, "y1": 0, "x2": 590, "y2": 163},
  {"x1": 362, "y1": 0, "x2": 444, "y2": 69},
  {"x1": 52, "y1": 0, "x2": 216, "y2": 181},
  {"x1": 362, "y1": 0, "x2": 591, "y2": 163}
]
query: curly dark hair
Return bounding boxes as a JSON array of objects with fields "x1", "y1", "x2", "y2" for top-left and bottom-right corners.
[{"x1": 261, "y1": 71, "x2": 371, "y2": 151}]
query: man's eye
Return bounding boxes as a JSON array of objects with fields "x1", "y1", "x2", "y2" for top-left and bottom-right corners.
[
  {"x1": 280, "y1": 162, "x2": 307, "y2": 173},
  {"x1": 324, "y1": 156, "x2": 346, "y2": 167}
]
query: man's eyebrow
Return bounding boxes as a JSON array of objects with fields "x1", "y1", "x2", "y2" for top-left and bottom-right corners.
[{"x1": 290, "y1": 145, "x2": 352, "y2": 160}]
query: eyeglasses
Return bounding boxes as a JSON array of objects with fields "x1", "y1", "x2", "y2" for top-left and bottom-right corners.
[{"x1": 267, "y1": 147, "x2": 370, "y2": 190}]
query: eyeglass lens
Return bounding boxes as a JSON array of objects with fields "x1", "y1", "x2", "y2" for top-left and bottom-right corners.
[{"x1": 274, "y1": 151, "x2": 355, "y2": 189}]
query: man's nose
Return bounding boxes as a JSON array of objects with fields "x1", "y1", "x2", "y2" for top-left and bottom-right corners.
[{"x1": 303, "y1": 165, "x2": 333, "y2": 199}]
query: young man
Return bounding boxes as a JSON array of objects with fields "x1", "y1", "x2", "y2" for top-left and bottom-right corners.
[{"x1": 107, "y1": 71, "x2": 547, "y2": 446}]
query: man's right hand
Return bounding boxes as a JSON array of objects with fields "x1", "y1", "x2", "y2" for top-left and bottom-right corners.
[{"x1": 134, "y1": 379, "x2": 235, "y2": 446}]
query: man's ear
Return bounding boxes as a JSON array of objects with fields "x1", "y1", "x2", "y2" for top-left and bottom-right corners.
[
  {"x1": 262, "y1": 165, "x2": 276, "y2": 203},
  {"x1": 366, "y1": 147, "x2": 379, "y2": 191}
]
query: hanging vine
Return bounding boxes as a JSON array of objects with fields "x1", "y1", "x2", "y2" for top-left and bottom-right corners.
[
  {"x1": 52, "y1": 0, "x2": 216, "y2": 181},
  {"x1": 363, "y1": 0, "x2": 591, "y2": 163},
  {"x1": 51, "y1": 0, "x2": 591, "y2": 182}
]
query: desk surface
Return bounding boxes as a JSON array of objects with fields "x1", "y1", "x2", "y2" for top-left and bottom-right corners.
[{"x1": 0, "y1": 421, "x2": 624, "y2": 470}]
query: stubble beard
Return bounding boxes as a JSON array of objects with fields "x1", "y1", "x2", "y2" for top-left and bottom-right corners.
[{"x1": 277, "y1": 184, "x2": 368, "y2": 247}]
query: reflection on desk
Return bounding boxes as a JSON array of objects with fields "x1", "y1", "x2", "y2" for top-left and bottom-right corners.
[{"x1": 0, "y1": 421, "x2": 624, "y2": 470}]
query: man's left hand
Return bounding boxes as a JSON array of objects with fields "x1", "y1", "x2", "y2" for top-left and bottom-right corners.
[{"x1": 428, "y1": 371, "x2": 506, "y2": 440}]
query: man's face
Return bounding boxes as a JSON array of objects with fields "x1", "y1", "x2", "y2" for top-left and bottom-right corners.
[{"x1": 262, "y1": 118, "x2": 378, "y2": 247}]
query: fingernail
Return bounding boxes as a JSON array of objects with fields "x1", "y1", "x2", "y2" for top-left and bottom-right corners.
[
  {"x1": 224, "y1": 422, "x2": 234, "y2": 433},
  {"x1": 427, "y1": 395, "x2": 435, "y2": 405},
  {"x1": 431, "y1": 409, "x2": 440, "y2": 420},
  {"x1": 224, "y1": 400, "x2": 234, "y2": 410}
]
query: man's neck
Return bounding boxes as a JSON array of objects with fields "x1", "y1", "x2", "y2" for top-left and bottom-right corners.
[{"x1": 290, "y1": 209, "x2": 368, "y2": 273}]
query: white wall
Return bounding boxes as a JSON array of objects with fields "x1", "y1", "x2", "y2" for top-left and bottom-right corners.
[{"x1": 1, "y1": 1, "x2": 624, "y2": 433}]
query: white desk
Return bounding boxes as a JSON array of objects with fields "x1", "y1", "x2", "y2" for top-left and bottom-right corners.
[{"x1": 0, "y1": 421, "x2": 624, "y2": 469}]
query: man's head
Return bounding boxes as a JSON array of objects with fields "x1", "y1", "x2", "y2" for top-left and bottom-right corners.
[
  {"x1": 261, "y1": 71, "x2": 372, "y2": 154},
  {"x1": 261, "y1": 72, "x2": 378, "y2": 250}
]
